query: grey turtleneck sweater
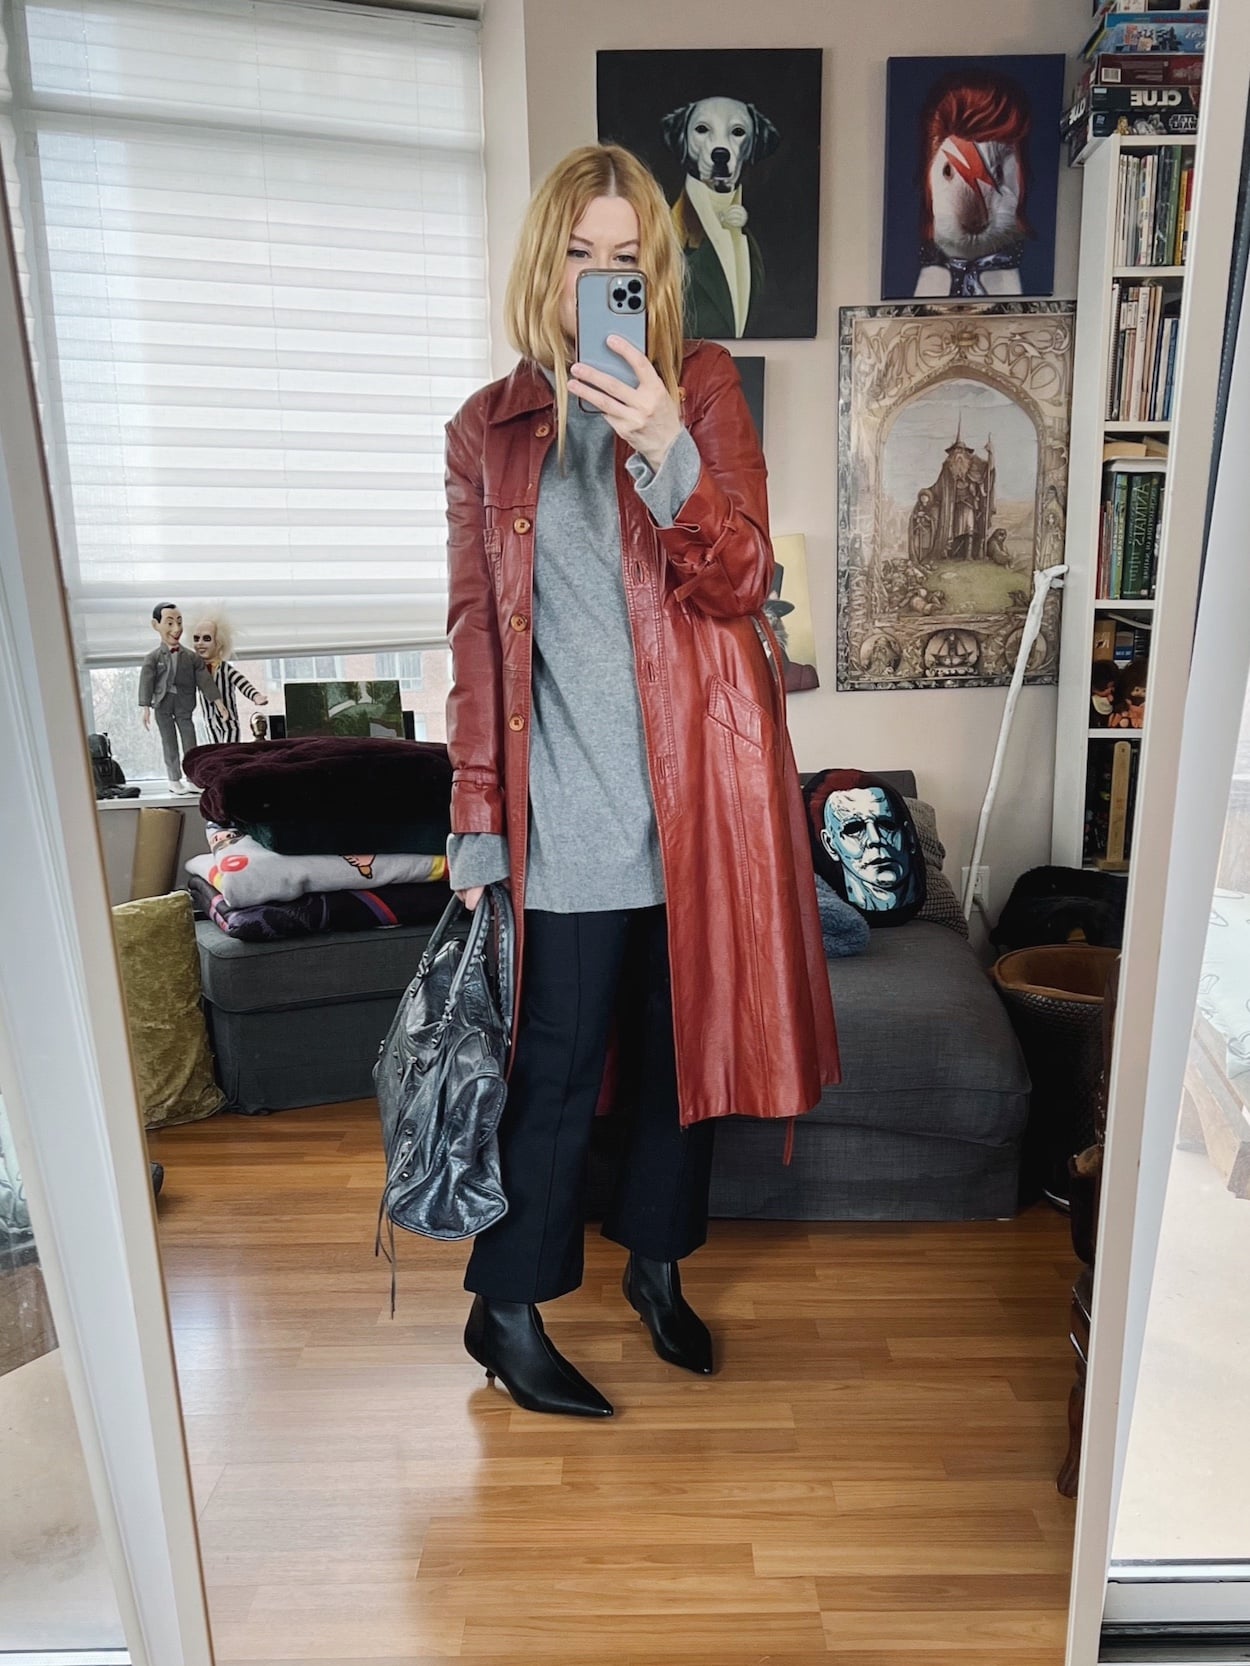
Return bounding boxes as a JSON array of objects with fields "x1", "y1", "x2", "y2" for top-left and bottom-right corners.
[{"x1": 446, "y1": 385, "x2": 701, "y2": 912}]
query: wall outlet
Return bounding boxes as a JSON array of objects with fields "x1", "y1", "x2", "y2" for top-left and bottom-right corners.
[{"x1": 961, "y1": 864, "x2": 990, "y2": 908}]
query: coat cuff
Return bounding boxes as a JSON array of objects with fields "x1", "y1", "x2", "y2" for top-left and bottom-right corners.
[
  {"x1": 626, "y1": 427, "x2": 702, "y2": 528},
  {"x1": 446, "y1": 832, "x2": 510, "y2": 890}
]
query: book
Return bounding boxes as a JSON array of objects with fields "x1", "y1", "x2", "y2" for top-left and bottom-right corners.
[
  {"x1": 1104, "y1": 740, "x2": 1135, "y2": 868},
  {"x1": 1103, "y1": 436, "x2": 1169, "y2": 459},
  {"x1": 1122, "y1": 473, "x2": 1152, "y2": 597},
  {"x1": 1145, "y1": 472, "x2": 1162, "y2": 593},
  {"x1": 1111, "y1": 470, "x2": 1130, "y2": 596},
  {"x1": 1092, "y1": 618, "x2": 1117, "y2": 660},
  {"x1": 1092, "y1": 52, "x2": 1204, "y2": 86},
  {"x1": 1083, "y1": 15, "x2": 1208, "y2": 61},
  {"x1": 1099, "y1": 463, "x2": 1167, "y2": 599},
  {"x1": 1084, "y1": 737, "x2": 1140, "y2": 870}
]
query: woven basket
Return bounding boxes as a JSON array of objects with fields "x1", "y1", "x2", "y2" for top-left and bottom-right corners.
[{"x1": 991, "y1": 944, "x2": 1119, "y2": 1208}]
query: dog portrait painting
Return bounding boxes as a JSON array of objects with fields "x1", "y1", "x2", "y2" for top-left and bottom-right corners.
[
  {"x1": 882, "y1": 56, "x2": 1065, "y2": 302},
  {"x1": 598, "y1": 49, "x2": 822, "y2": 339}
]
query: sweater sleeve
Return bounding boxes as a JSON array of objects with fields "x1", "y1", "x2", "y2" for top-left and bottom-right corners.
[
  {"x1": 446, "y1": 832, "x2": 511, "y2": 891},
  {"x1": 625, "y1": 427, "x2": 702, "y2": 529}
]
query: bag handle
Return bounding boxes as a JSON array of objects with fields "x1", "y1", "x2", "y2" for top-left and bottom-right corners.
[
  {"x1": 414, "y1": 881, "x2": 516, "y2": 1034},
  {"x1": 482, "y1": 881, "x2": 516, "y2": 1044}
]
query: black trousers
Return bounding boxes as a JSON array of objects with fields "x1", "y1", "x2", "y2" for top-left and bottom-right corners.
[{"x1": 465, "y1": 904, "x2": 715, "y2": 1304}]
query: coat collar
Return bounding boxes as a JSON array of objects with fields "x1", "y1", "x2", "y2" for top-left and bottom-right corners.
[{"x1": 487, "y1": 358, "x2": 556, "y2": 425}]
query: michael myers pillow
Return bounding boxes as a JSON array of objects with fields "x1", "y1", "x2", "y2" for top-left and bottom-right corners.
[{"x1": 803, "y1": 769, "x2": 926, "y2": 927}]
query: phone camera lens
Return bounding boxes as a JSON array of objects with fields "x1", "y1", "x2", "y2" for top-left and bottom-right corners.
[
  {"x1": 627, "y1": 278, "x2": 642, "y2": 294},
  {"x1": 628, "y1": 295, "x2": 642, "y2": 310}
]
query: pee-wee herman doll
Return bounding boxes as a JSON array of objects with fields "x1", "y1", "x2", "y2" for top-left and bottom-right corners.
[{"x1": 137, "y1": 602, "x2": 228, "y2": 790}]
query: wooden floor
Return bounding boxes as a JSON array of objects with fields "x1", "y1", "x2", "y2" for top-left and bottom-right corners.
[{"x1": 149, "y1": 1101, "x2": 1077, "y2": 1666}]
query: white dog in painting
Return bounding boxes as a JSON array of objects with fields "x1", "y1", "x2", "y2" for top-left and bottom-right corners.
[{"x1": 662, "y1": 95, "x2": 779, "y2": 338}]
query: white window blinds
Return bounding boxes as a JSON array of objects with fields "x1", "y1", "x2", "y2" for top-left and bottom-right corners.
[{"x1": 1, "y1": 0, "x2": 488, "y2": 665}]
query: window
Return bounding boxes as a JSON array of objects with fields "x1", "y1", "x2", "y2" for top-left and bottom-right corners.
[
  {"x1": 375, "y1": 651, "x2": 425, "y2": 691},
  {"x1": 1, "y1": 0, "x2": 487, "y2": 668},
  {"x1": 89, "y1": 647, "x2": 450, "y2": 782}
]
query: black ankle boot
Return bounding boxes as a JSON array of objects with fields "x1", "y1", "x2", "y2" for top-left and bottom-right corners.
[
  {"x1": 623, "y1": 1253, "x2": 714, "y2": 1375},
  {"x1": 464, "y1": 1296, "x2": 614, "y2": 1418}
]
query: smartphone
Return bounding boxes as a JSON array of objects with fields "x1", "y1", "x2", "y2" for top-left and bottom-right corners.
[{"x1": 575, "y1": 269, "x2": 648, "y2": 414}]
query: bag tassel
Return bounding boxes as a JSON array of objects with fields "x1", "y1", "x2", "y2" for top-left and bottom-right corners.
[
  {"x1": 375, "y1": 1197, "x2": 398, "y2": 1318},
  {"x1": 782, "y1": 1118, "x2": 796, "y2": 1166}
]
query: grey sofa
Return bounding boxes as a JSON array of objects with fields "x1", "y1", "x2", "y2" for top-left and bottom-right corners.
[{"x1": 704, "y1": 769, "x2": 1029, "y2": 1220}]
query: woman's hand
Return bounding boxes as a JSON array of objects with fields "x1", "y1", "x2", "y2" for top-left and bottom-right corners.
[
  {"x1": 568, "y1": 337, "x2": 683, "y2": 474},
  {"x1": 455, "y1": 878, "x2": 510, "y2": 911}
]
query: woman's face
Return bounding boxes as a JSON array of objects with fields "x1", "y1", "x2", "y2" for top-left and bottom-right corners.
[{"x1": 557, "y1": 194, "x2": 641, "y2": 346}]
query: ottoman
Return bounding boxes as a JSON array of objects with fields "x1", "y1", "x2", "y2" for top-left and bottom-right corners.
[{"x1": 195, "y1": 921, "x2": 436, "y2": 1114}]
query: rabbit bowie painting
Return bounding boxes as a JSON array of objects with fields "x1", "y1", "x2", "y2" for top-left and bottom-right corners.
[{"x1": 882, "y1": 56, "x2": 1066, "y2": 302}]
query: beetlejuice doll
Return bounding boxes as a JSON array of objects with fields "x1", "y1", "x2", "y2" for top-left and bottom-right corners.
[{"x1": 188, "y1": 608, "x2": 268, "y2": 744}]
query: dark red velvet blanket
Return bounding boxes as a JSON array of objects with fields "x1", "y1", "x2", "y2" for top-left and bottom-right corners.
[{"x1": 182, "y1": 737, "x2": 453, "y2": 833}]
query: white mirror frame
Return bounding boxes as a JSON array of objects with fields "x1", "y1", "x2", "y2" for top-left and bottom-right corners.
[
  {"x1": 1065, "y1": 1, "x2": 1250, "y2": 1658},
  {"x1": 0, "y1": 162, "x2": 214, "y2": 1663}
]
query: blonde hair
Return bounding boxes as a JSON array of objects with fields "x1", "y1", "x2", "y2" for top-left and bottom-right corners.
[
  {"x1": 188, "y1": 604, "x2": 234, "y2": 662},
  {"x1": 504, "y1": 144, "x2": 687, "y2": 457}
]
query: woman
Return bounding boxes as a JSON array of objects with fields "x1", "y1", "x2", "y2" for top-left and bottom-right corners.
[
  {"x1": 189, "y1": 608, "x2": 267, "y2": 743},
  {"x1": 444, "y1": 144, "x2": 838, "y2": 1419}
]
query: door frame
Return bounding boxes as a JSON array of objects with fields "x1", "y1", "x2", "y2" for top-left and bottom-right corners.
[
  {"x1": 1065, "y1": 2, "x2": 1250, "y2": 1658},
  {"x1": 0, "y1": 163, "x2": 214, "y2": 1664}
]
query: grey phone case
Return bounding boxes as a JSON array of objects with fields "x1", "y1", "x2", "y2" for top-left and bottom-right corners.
[{"x1": 575, "y1": 270, "x2": 647, "y2": 413}]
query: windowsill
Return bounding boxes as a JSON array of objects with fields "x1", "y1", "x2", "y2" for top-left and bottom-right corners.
[{"x1": 96, "y1": 784, "x2": 204, "y2": 810}]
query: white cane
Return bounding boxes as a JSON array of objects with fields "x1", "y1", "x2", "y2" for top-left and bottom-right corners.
[{"x1": 962, "y1": 564, "x2": 1068, "y2": 921}]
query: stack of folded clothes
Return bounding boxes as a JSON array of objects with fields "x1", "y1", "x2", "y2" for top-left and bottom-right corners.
[{"x1": 181, "y1": 736, "x2": 453, "y2": 942}]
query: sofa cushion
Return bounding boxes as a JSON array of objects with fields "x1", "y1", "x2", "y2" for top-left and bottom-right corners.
[
  {"x1": 196, "y1": 919, "x2": 435, "y2": 1014},
  {"x1": 814, "y1": 921, "x2": 1028, "y2": 1145}
]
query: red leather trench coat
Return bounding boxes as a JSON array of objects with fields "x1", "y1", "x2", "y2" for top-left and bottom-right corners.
[{"x1": 444, "y1": 339, "x2": 840, "y2": 1128}]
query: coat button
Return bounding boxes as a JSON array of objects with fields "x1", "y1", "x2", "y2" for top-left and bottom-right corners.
[
  {"x1": 508, "y1": 713, "x2": 525, "y2": 731},
  {"x1": 510, "y1": 613, "x2": 529, "y2": 631},
  {"x1": 535, "y1": 423, "x2": 551, "y2": 438},
  {"x1": 513, "y1": 516, "x2": 531, "y2": 534}
]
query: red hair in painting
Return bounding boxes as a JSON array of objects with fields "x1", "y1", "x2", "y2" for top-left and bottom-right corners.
[{"x1": 918, "y1": 70, "x2": 1032, "y2": 242}]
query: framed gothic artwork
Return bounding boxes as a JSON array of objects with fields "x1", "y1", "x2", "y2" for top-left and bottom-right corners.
[{"x1": 836, "y1": 301, "x2": 1074, "y2": 692}]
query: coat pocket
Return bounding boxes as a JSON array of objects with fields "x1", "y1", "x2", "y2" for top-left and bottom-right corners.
[{"x1": 706, "y1": 674, "x2": 771, "y2": 751}]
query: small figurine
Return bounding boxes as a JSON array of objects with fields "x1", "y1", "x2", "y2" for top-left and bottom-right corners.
[
  {"x1": 188, "y1": 607, "x2": 268, "y2": 743},
  {"x1": 1109, "y1": 658, "x2": 1148, "y2": 730},
  {"x1": 250, "y1": 711, "x2": 269, "y2": 741},
  {"x1": 1090, "y1": 658, "x2": 1118, "y2": 728},
  {"x1": 138, "y1": 603, "x2": 228, "y2": 789}
]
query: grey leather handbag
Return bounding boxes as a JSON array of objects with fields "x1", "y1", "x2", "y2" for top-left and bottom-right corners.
[{"x1": 374, "y1": 883, "x2": 514, "y2": 1291}]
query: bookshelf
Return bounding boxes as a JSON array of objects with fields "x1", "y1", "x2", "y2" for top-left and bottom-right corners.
[{"x1": 1052, "y1": 133, "x2": 1198, "y2": 873}]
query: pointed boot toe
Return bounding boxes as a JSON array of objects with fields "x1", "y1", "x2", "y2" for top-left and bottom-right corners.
[
  {"x1": 464, "y1": 1296, "x2": 613, "y2": 1418},
  {"x1": 624, "y1": 1254, "x2": 714, "y2": 1375}
]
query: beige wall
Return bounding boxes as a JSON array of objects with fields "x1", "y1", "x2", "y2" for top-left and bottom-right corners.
[{"x1": 486, "y1": 0, "x2": 1087, "y2": 930}]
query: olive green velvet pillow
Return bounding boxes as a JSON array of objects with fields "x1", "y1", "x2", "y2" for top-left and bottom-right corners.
[{"x1": 112, "y1": 890, "x2": 224, "y2": 1129}]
